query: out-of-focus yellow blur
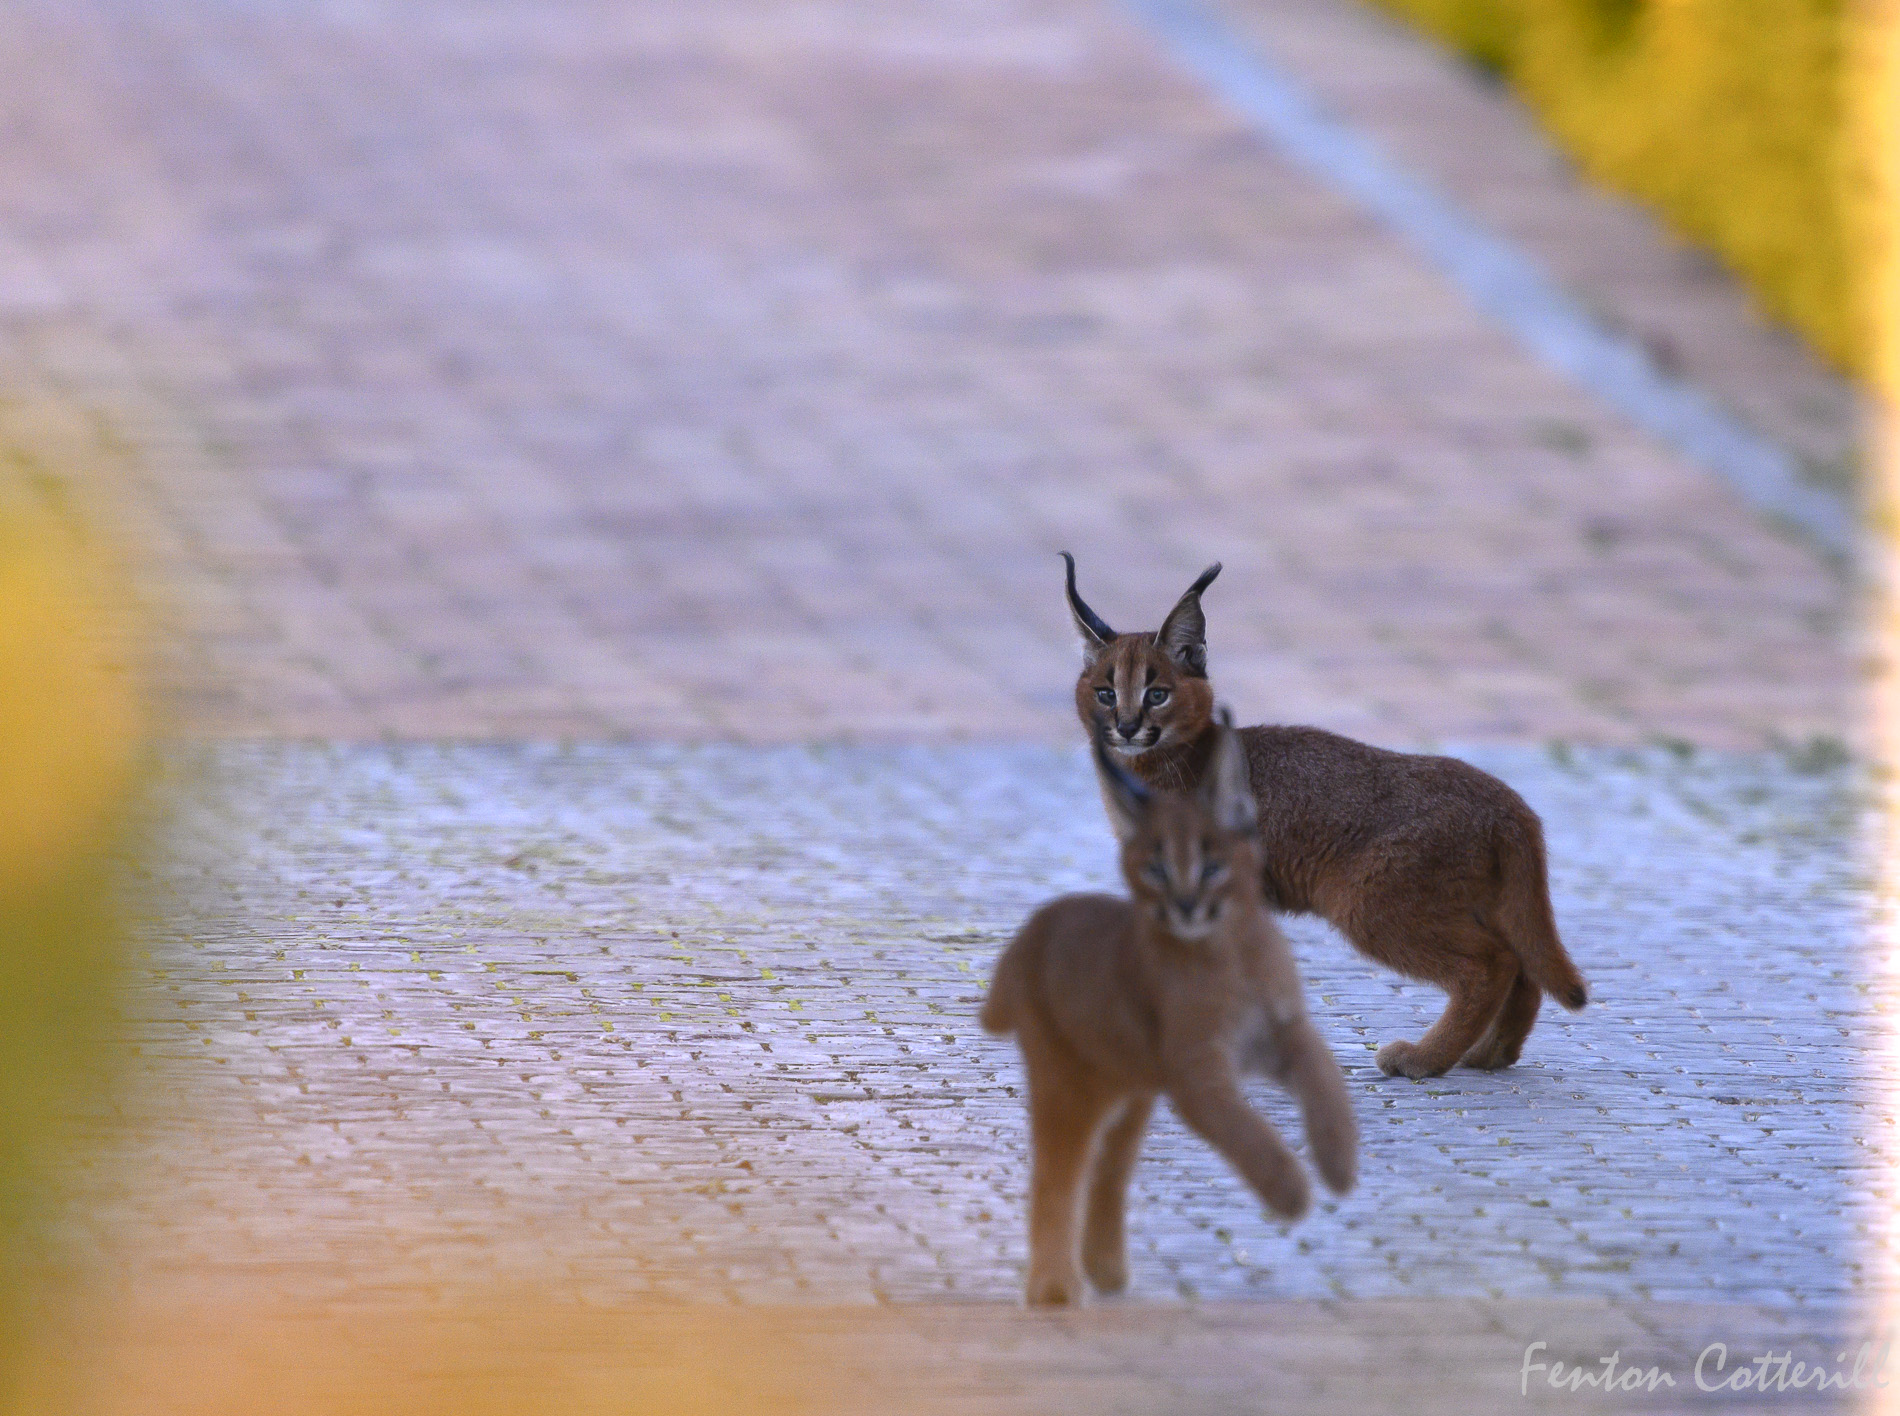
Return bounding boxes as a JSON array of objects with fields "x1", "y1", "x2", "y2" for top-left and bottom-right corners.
[
  {"x1": 0, "y1": 519, "x2": 143, "y2": 898},
  {"x1": 1872, "y1": 5, "x2": 1900, "y2": 413},
  {"x1": 0, "y1": 496, "x2": 146, "y2": 1407},
  {"x1": 1372, "y1": 0, "x2": 1874, "y2": 376},
  {"x1": 13, "y1": 1301, "x2": 853, "y2": 1416}
]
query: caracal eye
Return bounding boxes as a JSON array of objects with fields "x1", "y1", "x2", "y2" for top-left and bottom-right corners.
[
  {"x1": 1142, "y1": 860, "x2": 1166, "y2": 883},
  {"x1": 1145, "y1": 686, "x2": 1169, "y2": 707},
  {"x1": 1201, "y1": 861, "x2": 1225, "y2": 883},
  {"x1": 1095, "y1": 686, "x2": 1116, "y2": 705}
]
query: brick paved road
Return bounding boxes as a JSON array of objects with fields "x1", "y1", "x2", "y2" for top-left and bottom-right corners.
[
  {"x1": 0, "y1": 0, "x2": 1853, "y2": 746},
  {"x1": 107, "y1": 743, "x2": 1878, "y2": 1311},
  {"x1": 1, "y1": 0, "x2": 1879, "y2": 1405},
  {"x1": 67, "y1": 740, "x2": 1880, "y2": 1410}
]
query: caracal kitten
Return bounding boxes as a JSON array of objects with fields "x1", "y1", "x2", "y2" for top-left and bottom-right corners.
[
  {"x1": 981, "y1": 716, "x2": 1356, "y2": 1306},
  {"x1": 1062, "y1": 553, "x2": 1588, "y2": 1080}
]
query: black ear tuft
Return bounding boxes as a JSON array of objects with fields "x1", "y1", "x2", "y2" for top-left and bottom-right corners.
[
  {"x1": 1062, "y1": 552, "x2": 1116, "y2": 657},
  {"x1": 1156, "y1": 562, "x2": 1221, "y2": 677},
  {"x1": 1185, "y1": 562, "x2": 1222, "y2": 599},
  {"x1": 1091, "y1": 729, "x2": 1152, "y2": 842}
]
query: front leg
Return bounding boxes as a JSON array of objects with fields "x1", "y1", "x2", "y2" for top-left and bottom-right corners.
[
  {"x1": 1167, "y1": 1062, "x2": 1309, "y2": 1219},
  {"x1": 1080, "y1": 1094, "x2": 1154, "y2": 1294},
  {"x1": 1273, "y1": 1017, "x2": 1356, "y2": 1195},
  {"x1": 1024, "y1": 1064, "x2": 1115, "y2": 1306}
]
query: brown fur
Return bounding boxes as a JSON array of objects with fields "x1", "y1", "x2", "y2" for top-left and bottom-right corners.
[
  {"x1": 981, "y1": 723, "x2": 1357, "y2": 1306},
  {"x1": 1062, "y1": 557, "x2": 1588, "y2": 1080}
]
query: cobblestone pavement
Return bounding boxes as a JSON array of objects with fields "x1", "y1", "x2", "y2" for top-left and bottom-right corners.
[
  {"x1": 5, "y1": 0, "x2": 1882, "y2": 1404},
  {"x1": 0, "y1": 0, "x2": 1854, "y2": 745},
  {"x1": 104, "y1": 743, "x2": 1878, "y2": 1318}
]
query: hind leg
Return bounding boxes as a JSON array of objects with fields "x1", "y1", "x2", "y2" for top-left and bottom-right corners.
[
  {"x1": 1372, "y1": 943, "x2": 1517, "y2": 1080},
  {"x1": 1461, "y1": 968, "x2": 1542, "y2": 1070},
  {"x1": 1080, "y1": 1094, "x2": 1154, "y2": 1294}
]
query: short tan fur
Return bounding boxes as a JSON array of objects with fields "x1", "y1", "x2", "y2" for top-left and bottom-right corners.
[
  {"x1": 1062, "y1": 554, "x2": 1588, "y2": 1080},
  {"x1": 981, "y1": 717, "x2": 1357, "y2": 1306}
]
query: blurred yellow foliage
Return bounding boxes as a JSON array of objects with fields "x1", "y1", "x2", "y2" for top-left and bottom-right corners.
[
  {"x1": 9, "y1": 1296, "x2": 1198, "y2": 1416},
  {"x1": 1364, "y1": 0, "x2": 1887, "y2": 379},
  {"x1": 0, "y1": 501, "x2": 144, "y2": 1404},
  {"x1": 1866, "y1": 0, "x2": 1900, "y2": 405},
  {"x1": 0, "y1": 519, "x2": 143, "y2": 900}
]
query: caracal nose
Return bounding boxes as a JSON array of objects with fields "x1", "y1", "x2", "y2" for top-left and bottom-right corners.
[{"x1": 1116, "y1": 718, "x2": 1142, "y2": 740}]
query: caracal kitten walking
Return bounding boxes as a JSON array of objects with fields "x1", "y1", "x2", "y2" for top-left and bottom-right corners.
[
  {"x1": 981, "y1": 716, "x2": 1356, "y2": 1306},
  {"x1": 1061, "y1": 553, "x2": 1588, "y2": 1080}
]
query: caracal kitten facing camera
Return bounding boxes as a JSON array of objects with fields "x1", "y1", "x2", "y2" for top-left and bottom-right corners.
[
  {"x1": 981, "y1": 716, "x2": 1356, "y2": 1307},
  {"x1": 1061, "y1": 553, "x2": 1588, "y2": 1080}
]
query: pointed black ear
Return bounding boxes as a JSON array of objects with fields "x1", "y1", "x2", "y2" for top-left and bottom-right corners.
[
  {"x1": 1062, "y1": 552, "x2": 1115, "y2": 662},
  {"x1": 1091, "y1": 731, "x2": 1152, "y2": 842},
  {"x1": 1156, "y1": 562, "x2": 1220, "y2": 677},
  {"x1": 1201, "y1": 706, "x2": 1256, "y2": 834}
]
